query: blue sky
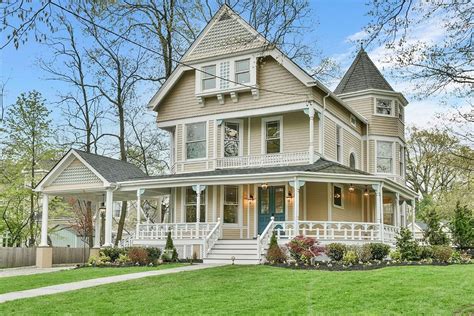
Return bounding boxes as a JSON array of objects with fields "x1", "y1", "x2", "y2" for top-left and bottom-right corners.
[{"x1": 0, "y1": 0, "x2": 445, "y2": 127}]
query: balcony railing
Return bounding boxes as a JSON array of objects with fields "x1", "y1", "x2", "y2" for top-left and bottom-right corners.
[{"x1": 216, "y1": 150, "x2": 313, "y2": 169}]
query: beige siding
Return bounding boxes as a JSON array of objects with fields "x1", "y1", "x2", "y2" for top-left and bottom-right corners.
[
  {"x1": 331, "y1": 185, "x2": 364, "y2": 222},
  {"x1": 325, "y1": 98, "x2": 363, "y2": 134},
  {"x1": 324, "y1": 118, "x2": 337, "y2": 161},
  {"x1": 283, "y1": 111, "x2": 310, "y2": 153},
  {"x1": 306, "y1": 183, "x2": 329, "y2": 221},
  {"x1": 157, "y1": 57, "x2": 310, "y2": 123},
  {"x1": 343, "y1": 131, "x2": 362, "y2": 168}
]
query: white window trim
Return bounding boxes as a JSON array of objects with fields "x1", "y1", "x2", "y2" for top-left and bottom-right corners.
[
  {"x1": 399, "y1": 144, "x2": 405, "y2": 178},
  {"x1": 373, "y1": 97, "x2": 396, "y2": 118},
  {"x1": 349, "y1": 150, "x2": 358, "y2": 169},
  {"x1": 221, "y1": 119, "x2": 244, "y2": 158},
  {"x1": 201, "y1": 64, "x2": 217, "y2": 91},
  {"x1": 332, "y1": 184, "x2": 344, "y2": 209},
  {"x1": 221, "y1": 184, "x2": 243, "y2": 227},
  {"x1": 184, "y1": 121, "x2": 208, "y2": 161},
  {"x1": 261, "y1": 116, "x2": 283, "y2": 154},
  {"x1": 183, "y1": 186, "x2": 208, "y2": 223},
  {"x1": 375, "y1": 140, "x2": 396, "y2": 175},
  {"x1": 398, "y1": 102, "x2": 404, "y2": 123},
  {"x1": 336, "y1": 125, "x2": 343, "y2": 163},
  {"x1": 350, "y1": 114, "x2": 357, "y2": 127},
  {"x1": 234, "y1": 58, "x2": 251, "y2": 84}
]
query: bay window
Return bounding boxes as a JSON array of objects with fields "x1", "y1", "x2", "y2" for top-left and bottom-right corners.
[
  {"x1": 377, "y1": 141, "x2": 393, "y2": 173},
  {"x1": 223, "y1": 186, "x2": 239, "y2": 224},
  {"x1": 202, "y1": 65, "x2": 216, "y2": 90},
  {"x1": 185, "y1": 187, "x2": 206, "y2": 222},
  {"x1": 186, "y1": 122, "x2": 206, "y2": 159}
]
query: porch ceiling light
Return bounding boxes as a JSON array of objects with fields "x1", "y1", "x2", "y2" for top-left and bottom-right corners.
[
  {"x1": 286, "y1": 192, "x2": 293, "y2": 200},
  {"x1": 364, "y1": 186, "x2": 369, "y2": 196},
  {"x1": 261, "y1": 183, "x2": 268, "y2": 190},
  {"x1": 348, "y1": 184, "x2": 355, "y2": 193},
  {"x1": 247, "y1": 194, "x2": 255, "y2": 202}
]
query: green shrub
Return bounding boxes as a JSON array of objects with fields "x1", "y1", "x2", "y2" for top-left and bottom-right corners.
[
  {"x1": 127, "y1": 247, "x2": 150, "y2": 265},
  {"x1": 146, "y1": 247, "x2": 162, "y2": 263},
  {"x1": 356, "y1": 244, "x2": 373, "y2": 263},
  {"x1": 368, "y1": 243, "x2": 390, "y2": 260},
  {"x1": 116, "y1": 253, "x2": 131, "y2": 265},
  {"x1": 449, "y1": 202, "x2": 474, "y2": 250},
  {"x1": 100, "y1": 247, "x2": 125, "y2": 262},
  {"x1": 162, "y1": 231, "x2": 179, "y2": 262},
  {"x1": 326, "y1": 243, "x2": 346, "y2": 261},
  {"x1": 390, "y1": 250, "x2": 401, "y2": 261},
  {"x1": 450, "y1": 251, "x2": 472, "y2": 264},
  {"x1": 266, "y1": 232, "x2": 287, "y2": 263},
  {"x1": 396, "y1": 227, "x2": 420, "y2": 261},
  {"x1": 419, "y1": 246, "x2": 434, "y2": 259},
  {"x1": 88, "y1": 254, "x2": 112, "y2": 266},
  {"x1": 432, "y1": 245, "x2": 453, "y2": 263},
  {"x1": 342, "y1": 250, "x2": 358, "y2": 265},
  {"x1": 165, "y1": 231, "x2": 174, "y2": 249}
]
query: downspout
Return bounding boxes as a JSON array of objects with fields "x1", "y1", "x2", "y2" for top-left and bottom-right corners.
[{"x1": 321, "y1": 92, "x2": 330, "y2": 157}]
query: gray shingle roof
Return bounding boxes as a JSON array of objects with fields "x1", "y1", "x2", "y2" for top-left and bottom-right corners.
[
  {"x1": 334, "y1": 48, "x2": 394, "y2": 95},
  {"x1": 129, "y1": 158, "x2": 370, "y2": 181},
  {"x1": 74, "y1": 150, "x2": 147, "y2": 183}
]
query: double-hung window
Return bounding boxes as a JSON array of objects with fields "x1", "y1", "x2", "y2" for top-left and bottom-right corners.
[
  {"x1": 376, "y1": 98, "x2": 393, "y2": 116},
  {"x1": 399, "y1": 146, "x2": 404, "y2": 177},
  {"x1": 336, "y1": 125, "x2": 342, "y2": 163},
  {"x1": 202, "y1": 65, "x2": 216, "y2": 90},
  {"x1": 185, "y1": 187, "x2": 206, "y2": 223},
  {"x1": 224, "y1": 121, "x2": 241, "y2": 157},
  {"x1": 186, "y1": 122, "x2": 206, "y2": 159},
  {"x1": 377, "y1": 141, "x2": 393, "y2": 173},
  {"x1": 398, "y1": 103, "x2": 404, "y2": 121},
  {"x1": 235, "y1": 59, "x2": 250, "y2": 84},
  {"x1": 223, "y1": 186, "x2": 239, "y2": 224},
  {"x1": 265, "y1": 120, "x2": 281, "y2": 154}
]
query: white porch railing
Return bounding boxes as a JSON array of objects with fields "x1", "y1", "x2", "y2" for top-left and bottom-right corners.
[
  {"x1": 119, "y1": 233, "x2": 135, "y2": 248},
  {"x1": 216, "y1": 151, "x2": 311, "y2": 169},
  {"x1": 383, "y1": 224, "x2": 399, "y2": 244},
  {"x1": 136, "y1": 222, "x2": 218, "y2": 240},
  {"x1": 203, "y1": 218, "x2": 222, "y2": 257},
  {"x1": 273, "y1": 221, "x2": 381, "y2": 242},
  {"x1": 257, "y1": 216, "x2": 275, "y2": 260}
]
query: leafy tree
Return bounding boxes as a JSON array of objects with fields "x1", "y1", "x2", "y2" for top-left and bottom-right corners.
[
  {"x1": 421, "y1": 208, "x2": 449, "y2": 246},
  {"x1": 1, "y1": 91, "x2": 57, "y2": 246},
  {"x1": 449, "y1": 202, "x2": 474, "y2": 250}
]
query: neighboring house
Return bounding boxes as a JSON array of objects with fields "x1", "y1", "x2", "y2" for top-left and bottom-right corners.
[
  {"x1": 49, "y1": 223, "x2": 88, "y2": 248},
  {"x1": 35, "y1": 5, "x2": 417, "y2": 264},
  {"x1": 407, "y1": 221, "x2": 451, "y2": 244}
]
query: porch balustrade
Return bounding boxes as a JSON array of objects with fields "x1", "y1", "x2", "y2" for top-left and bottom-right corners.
[
  {"x1": 216, "y1": 150, "x2": 313, "y2": 169},
  {"x1": 136, "y1": 222, "x2": 218, "y2": 240}
]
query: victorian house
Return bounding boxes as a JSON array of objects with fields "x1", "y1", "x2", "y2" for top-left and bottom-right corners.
[{"x1": 35, "y1": 5, "x2": 417, "y2": 266}]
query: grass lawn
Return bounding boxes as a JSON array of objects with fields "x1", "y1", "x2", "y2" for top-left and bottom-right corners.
[
  {"x1": 0, "y1": 265, "x2": 472, "y2": 315},
  {"x1": 0, "y1": 264, "x2": 182, "y2": 295}
]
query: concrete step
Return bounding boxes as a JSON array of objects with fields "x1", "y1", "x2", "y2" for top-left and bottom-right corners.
[
  {"x1": 203, "y1": 258, "x2": 260, "y2": 265},
  {"x1": 213, "y1": 244, "x2": 258, "y2": 250},
  {"x1": 207, "y1": 253, "x2": 259, "y2": 260},
  {"x1": 210, "y1": 249, "x2": 258, "y2": 255}
]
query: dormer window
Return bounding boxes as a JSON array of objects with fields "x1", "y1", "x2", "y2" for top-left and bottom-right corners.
[
  {"x1": 375, "y1": 98, "x2": 393, "y2": 116},
  {"x1": 235, "y1": 59, "x2": 250, "y2": 84},
  {"x1": 202, "y1": 65, "x2": 216, "y2": 90}
]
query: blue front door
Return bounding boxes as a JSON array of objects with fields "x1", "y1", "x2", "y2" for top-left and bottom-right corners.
[{"x1": 258, "y1": 186, "x2": 285, "y2": 234}]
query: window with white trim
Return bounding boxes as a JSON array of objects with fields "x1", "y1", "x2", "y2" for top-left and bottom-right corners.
[
  {"x1": 336, "y1": 125, "x2": 342, "y2": 162},
  {"x1": 265, "y1": 120, "x2": 281, "y2": 154},
  {"x1": 185, "y1": 187, "x2": 206, "y2": 223},
  {"x1": 235, "y1": 59, "x2": 250, "y2": 84},
  {"x1": 186, "y1": 122, "x2": 206, "y2": 159},
  {"x1": 399, "y1": 146, "x2": 404, "y2": 177},
  {"x1": 202, "y1": 65, "x2": 216, "y2": 90},
  {"x1": 375, "y1": 98, "x2": 393, "y2": 116},
  {"x1": 333, "y1": 184, "x2": 343, "y2": 208},
  {"x1": 350, "y1": 115, "x2": 357, "y2": 127},
  {"x1": 349, "y1": 152, "x2": 356, "y2": 169},
  {"x1": 223, "y1": 186, "x2": 239, "y2": 224},
  {"x1": 224, "y1": 121, "x2": 241, "y2": 157},
  {"x1": 377, "y1": 141, "x2": 393, "y2": 173},
  {"x1": 398, "y1": 103, "x2": 404, "y2": 121}
]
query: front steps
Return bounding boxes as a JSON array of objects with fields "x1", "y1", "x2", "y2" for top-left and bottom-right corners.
[{"x1": 203, "y1": 239, "x2": 260, "y2": 265}]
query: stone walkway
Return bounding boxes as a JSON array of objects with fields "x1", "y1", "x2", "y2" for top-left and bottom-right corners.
[
  {"x1": 0, "y1": 266, "x2": 75, "y2": 278},
  {"x1": 0, "y1": 264, "x2": 222, "y2": 304}
]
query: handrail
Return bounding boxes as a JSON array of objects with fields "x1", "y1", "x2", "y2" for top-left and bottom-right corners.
[
  {"x1": 257, "y1": 216, "x2": 274, "y2": 261},
  {"x1": 204, "y1": 218, "x2": 221, "y2": 257}
]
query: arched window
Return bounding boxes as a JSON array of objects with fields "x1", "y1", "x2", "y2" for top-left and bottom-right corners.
[{"x1": 349, "y1": 153, "x2": 356, "y2": 169}]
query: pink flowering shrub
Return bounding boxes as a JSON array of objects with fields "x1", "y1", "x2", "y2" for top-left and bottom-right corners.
[{"x1": 287, "y1": 235, "x2": 324, "y2": 264}]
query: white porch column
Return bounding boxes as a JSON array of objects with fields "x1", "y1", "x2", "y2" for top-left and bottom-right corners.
[
  {"x1": 104, "y1": 189, "x2": 114, "y2": 247},
  {"x1": 402, "y1": 201, "x2": 407, "y2": 227},
  {"x1": 289, "y1": 178, "x2": 305, "y2": 235},
  {"x1": 193, "y1": 185, "x2": 206, "y2": 234},
  {"x1": 411, "y1": 199, "x2": 416, "y2": 235},
  {"x1": 136, "y1": 189, "x2": 143, "y2": 238},
  {"x1": 94, "y1": 203, "x2": 101, "y2": 248},
  {"x1": 39, "y1": 194, "x2": 49, "y2": 247},
  {"x1": 304, "y1": 106, "x2": 316, "y2": 163},
  {"x1": 395, "y1": 193, "x2": 401, "y2": 227},
  {"x1": 372, "y1": 183, "x2": 384, "y2": 242}
]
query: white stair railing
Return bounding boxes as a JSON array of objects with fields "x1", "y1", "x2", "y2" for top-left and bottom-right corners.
[
  {"x1": 257, "y1": 216, "x2": 275, "y2": 261},
  {"x1": 203, "y1": 218, "x2": 222, "y2": 258}
]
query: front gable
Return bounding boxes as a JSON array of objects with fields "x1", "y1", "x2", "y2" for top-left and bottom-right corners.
[{"x1": 51, "y1": 158, "x2": 102, "y2": 187}]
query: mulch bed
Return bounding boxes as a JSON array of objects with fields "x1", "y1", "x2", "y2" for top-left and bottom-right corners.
[{"x1": 266, "y1": 261, "x2": 465, "y2": 271}]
